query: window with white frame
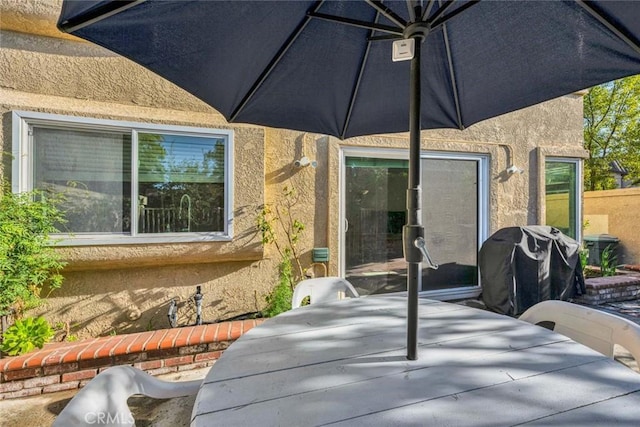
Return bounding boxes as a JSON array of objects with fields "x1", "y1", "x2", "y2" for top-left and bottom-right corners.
[{"x1": 12, "y1": 111, "x2": 233, "y2": 244}]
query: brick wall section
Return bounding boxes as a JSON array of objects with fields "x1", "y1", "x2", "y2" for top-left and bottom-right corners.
[
  {"x1": 0, "y1": 319, "x2": 264, "y2": 400},
  {"x1": 577, "y1": 276, "x2": 640, "y2": 305}
]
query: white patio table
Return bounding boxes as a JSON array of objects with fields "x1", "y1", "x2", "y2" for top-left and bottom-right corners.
[{"x1": 191, "y1": 294, "x2": 640, "y2": 426}]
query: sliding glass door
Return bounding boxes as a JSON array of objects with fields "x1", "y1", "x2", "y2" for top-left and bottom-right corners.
[
  {"x1": 342, "y1": 149, "x2": 488, "y2": 300},
  {"x1": 343, "y1": 156, "x2": 408, "y2": 295}
]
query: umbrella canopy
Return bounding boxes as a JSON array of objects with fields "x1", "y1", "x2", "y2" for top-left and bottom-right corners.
[
  {"x1": 58, "y1": 1, "x2": 640, "y2": 138},
  {"x1": 58, "y1": 0, "x2": 640, "y2": 360}
]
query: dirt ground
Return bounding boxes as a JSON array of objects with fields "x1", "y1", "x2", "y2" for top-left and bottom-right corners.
[{"x1": 0, "y1": 367, "x2": 208, "y2": 427}]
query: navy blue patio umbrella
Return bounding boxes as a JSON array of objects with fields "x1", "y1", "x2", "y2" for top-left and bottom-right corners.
[{"x1": 58, "y1": 0, "x2": 640, "y2": 360}]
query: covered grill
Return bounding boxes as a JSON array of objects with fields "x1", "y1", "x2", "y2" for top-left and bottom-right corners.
[{"x1": 479, "y1": 226, "x2": 585, "y2": 316}]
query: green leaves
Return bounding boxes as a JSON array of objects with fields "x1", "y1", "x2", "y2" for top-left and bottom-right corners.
[
  {"x1": 584, "y1": 76, "x2": 640, "y2": 190},
  {"x1": 262, "y1": 257, "x2": 294, "y2": 318},
  {"x1": 0, "y1": 317, "x2": 54, "y2": 356},
  {"x1": 257, "y1": 205, "x2": 277, "y2": 245},
  {"x1": 257, "y1": 187, "x2": 306, "y2": 317},
  {"x1": 600, "y1": 244, "x2": 618, "y2": 277},
  {"x1": 0, "y1": 183, "x2": 66, "y2": 315}
]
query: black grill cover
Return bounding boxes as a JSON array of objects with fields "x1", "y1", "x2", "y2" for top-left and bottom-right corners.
[{"x1": 479, "y1": 226, "x2": 585, "y2": 316}]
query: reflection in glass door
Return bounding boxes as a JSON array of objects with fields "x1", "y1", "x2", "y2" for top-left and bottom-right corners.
[
  {"x1": 421, "y1": 158, "x2": 479, "y2": 292},
  {"x1": 343, "y1": 151, "x2": 487, "y2": 299},
  {"x1": 344, "y1": 157, "x2": 408, "y2": 295}
]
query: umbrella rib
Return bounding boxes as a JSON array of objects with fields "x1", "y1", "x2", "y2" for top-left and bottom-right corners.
[
  {"x1": 341, "y1": 12, "x2": 381, "y2": 139},
  {"x1": 426, "y1": 0, "x2": 456, "y2": 25},
  {"x1": 58, "y1": 0, "x2": 146, "y2": 33},
  {"x1": 575, "y1": 0, "x2": 640, "y2": 56},
  {"x1": 420, "y1": 0, "x2": 436, "y2": 22},
  {"x1": 229, "y1": 1, "x2": 324, "y2": 122},
  {"x1": 407, "y1": 0, "x2": 418, "y2": 22},
  {"x1": 365, "y1": 0, "x2": 407, "y2": 28},
  {"x1": 442, "y1": 23, "x2": 464, "y2": 129},
  {"x1": 340, "y1": 48, "x2": 371, "y2": 139},
  {"x1": 309, "y1": 12, "x2": 404, "y2": 35},
  {"x1": 429, "y1": 0, "x2": 481, "y2": 29}
]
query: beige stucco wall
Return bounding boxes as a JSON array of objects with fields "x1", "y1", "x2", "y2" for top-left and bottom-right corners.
[
  {"x1": 1, "y1": 0, "x2": 587, "y2": 338},
  {"x1": 584, "y1": 188, "x2": 640, "y2": 266}
]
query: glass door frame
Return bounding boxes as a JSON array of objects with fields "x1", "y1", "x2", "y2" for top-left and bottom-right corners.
[
  {"x1": 544, "y1": 157, "x2": 583, "y2": 241},
  {"x1": 339, "y1": 146, "x2": 490, "y2": 301}
]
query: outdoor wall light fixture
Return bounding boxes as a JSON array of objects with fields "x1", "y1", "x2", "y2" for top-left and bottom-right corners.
[
  {"x1": 501, "y1": 144, "x2": 524, "y2": 175},
  {"x1": 294, "y1": 156, "x2": 317, "y2": 168},
  {"x1": 507, "y1": 165, "x2": 525, "y2": 174}
]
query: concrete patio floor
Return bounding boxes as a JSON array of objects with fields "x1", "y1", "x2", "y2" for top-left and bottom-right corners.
[
  {"x1": 0, "y1": 367, "x2": 209, "y2": 427},
  {"x1": 2, "y1": 297, "x2": 640, "y2": 426}
]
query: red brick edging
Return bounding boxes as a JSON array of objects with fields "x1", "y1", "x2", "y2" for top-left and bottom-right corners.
[
  {"x1": 0, "y1": 319, "x2": 264, "y2": 400},
  {"x1": 578, "y1": 276, "x2": 640, "y2": 305}
]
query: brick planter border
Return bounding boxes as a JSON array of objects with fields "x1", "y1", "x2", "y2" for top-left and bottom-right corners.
[
  {"x1": 577, "y1": 276, "x2": 640, "y2": 305},
  {"x1": 0, "y1": 319, "x2": 263, "y2": 400}
]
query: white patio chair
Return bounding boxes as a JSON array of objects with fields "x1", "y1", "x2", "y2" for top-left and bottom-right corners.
[
  {"x1": 52, "y1": 365, "x2": 202, "y2": 427},
  {"x1": 292, "y1": 277, "x2": 359, "y2": 309},
  {"x1": 519, "y1": 300, "x2": 640, "y2": 368}
]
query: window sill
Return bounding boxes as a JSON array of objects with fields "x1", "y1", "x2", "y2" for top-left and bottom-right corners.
[
  {"x1": 56, "y1": 239, "x2": 264, "y2": 271},
  {"x1": 51, "y1": 233, "x2": 232, "y2": 247}
]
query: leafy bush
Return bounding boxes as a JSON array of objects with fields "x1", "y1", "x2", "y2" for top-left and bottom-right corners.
[
  {"x1": 579, "y1": 246, "x2": 589, "y2": 270},
  {"x1": 600, "y1": 244, "x2": 618, "y2": 277},
  {"x1": 262, "y1": 257, "x2": 294, "y2": 317},
  {"x1": 0, "y1": 182, "x2": 66, "y2": 316},
  {"x1": 258, "y1": 186, "x2": 305, "y2": 317},
  {"x1": 0, "y1": 317, "x2": 54, "y2": 356}
]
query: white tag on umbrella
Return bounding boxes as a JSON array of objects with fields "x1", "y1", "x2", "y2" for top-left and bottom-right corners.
[{"x1": 392, "y1": 38, "x2": 414, "y2": 62}]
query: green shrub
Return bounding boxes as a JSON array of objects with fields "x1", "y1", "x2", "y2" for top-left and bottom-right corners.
[
  {"x1": 258, "y1": 186, "x2": 305, "y2": 317},
  {"x1": 0, "y1": 317, "x2": 54, "y2": 356},
  {"x1": 579, "y1": 246, "x2": 589, "y2": 270},
  {"x1": 262, "y1": 257, "x2": 294, "y2": 317},
  {"x1": 0, "y1": 182, "x2": 66, "y2": 316},
  {"x1": 600, "y1": 244, "x2": 618, "y2": 277}
]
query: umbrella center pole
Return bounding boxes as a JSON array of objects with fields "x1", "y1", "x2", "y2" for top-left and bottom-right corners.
[{"x1": 404, "y1": 34, "x2": 425, "y2": 361}]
